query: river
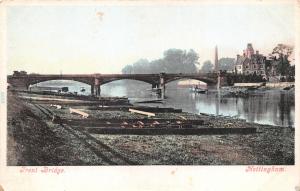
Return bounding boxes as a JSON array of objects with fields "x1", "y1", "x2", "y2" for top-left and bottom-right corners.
[{"x1": 36, "y1": 80, "x2": 295, "y2": 127}]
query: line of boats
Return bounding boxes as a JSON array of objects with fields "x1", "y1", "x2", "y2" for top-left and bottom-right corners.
[{"x1": 29, "y1": 85, "x2": 87, "y2": 94}]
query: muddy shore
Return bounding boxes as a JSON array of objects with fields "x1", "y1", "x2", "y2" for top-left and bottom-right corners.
[{"x1": 7, "y1": 90, "x2": 294, "y2": 165}]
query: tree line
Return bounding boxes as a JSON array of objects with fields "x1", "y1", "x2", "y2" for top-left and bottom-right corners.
[
  {"x1": 122, "y1": 48, "x2": 236, "y2": 74},
  {"x1": 122, "y1": 44, "x2": 294, "y2": 83},
  {"x1": 122, "y1": 49, "x2": 199, "y2": 74},
  {"x1": 201, "y1": 58, "x2": 235, "y2": 72}
]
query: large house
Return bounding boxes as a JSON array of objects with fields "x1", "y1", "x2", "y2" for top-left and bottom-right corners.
[{"x1": 235, "y1": 43, "x2": 267, "y2": 78}]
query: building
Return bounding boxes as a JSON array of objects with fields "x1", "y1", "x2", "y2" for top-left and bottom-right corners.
[{"x1": 235, "y1": 43, "x2": 267, "y2": 78}]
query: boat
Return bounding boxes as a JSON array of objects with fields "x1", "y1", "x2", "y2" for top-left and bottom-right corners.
[
  {"x1": 194, "y1": 88, "x2": 207, "y2": 94},
  {"x1": 190, "y1": 86, "x2": 207, "y2": 94},
  {"x1": 61, "y1": 87, "x2": 69, "y2": 92},
  {"x1": 80, "y1": 87, "x2": 86, "y2": 92}
]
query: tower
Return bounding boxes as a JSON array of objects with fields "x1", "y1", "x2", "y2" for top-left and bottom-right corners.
[
  {"x1": 214, "y1": 46, "x2": 219, "y2": 72},
  {"x1": 246, "y1": 43, "x2": 254, "y2": 58}
]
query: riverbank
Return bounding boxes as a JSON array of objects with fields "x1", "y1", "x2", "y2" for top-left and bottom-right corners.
[
  {"x1": 7, "y1": 90, "x2": 294, "y2": 165},
  {"x1": 232, "y1": 82, "x2": 295, "y2": 90}
]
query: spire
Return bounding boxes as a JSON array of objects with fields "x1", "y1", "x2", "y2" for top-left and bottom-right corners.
[{"x1": 214, "y1": 46, "x2": 219, "y2": 72}]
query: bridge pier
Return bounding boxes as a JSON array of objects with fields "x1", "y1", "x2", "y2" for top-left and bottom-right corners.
[
  {"x1": 91, "y1": 85, "x2": 94, "y2": 95},
  {"x1": 91, "y1": 78, "x2": 101, "y2": 97},
  {"x1": 95, "y1": 85, "x2": 101, "y2": 97},
  {"x1": 158, "y1": 74, "x2": 165, "y2": 99},
  {"x1": 152, "y1": 83, "x2": 165, "y2": 98},
  {"x1": 91, "y1": 84, "x2": 101, "y2": 97}
]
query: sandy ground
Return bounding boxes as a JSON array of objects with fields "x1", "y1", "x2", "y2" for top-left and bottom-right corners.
[{"x1": 6, "y1": 91, "x2": 294, "y2": 165}]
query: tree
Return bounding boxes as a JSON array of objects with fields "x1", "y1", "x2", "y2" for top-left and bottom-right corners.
[
  {"x1": 149, "y1": 59, "x2": 166, "y2": 73},
  {"x1": 270, "y1": 44, "x2": 294, "y2": 76},
  {"x1": 276, "y1": 56, "x2": 290, "y2": 76},
  {"x1": 162, "y1": 49, "x2": 184, "y2": 73},
  {"x1": 287, "y1": 65, "x2": 295, "y2": 82},
  {"x1": 201, "y1": 60, "x2": 214, "y2": 72},
  {"x1": 162, "y1": 49, "x2": 199, "y2": 73},
  {"x1": 218, "y1": 58, "x2": 235, "y2": 71},
  {"x1": 121, "y1": 65, "x2": 133, "y2": 74},
  {"x1": 121, "y1": 48, "x2": 200, "y2": 74},
  {"x1": 271, "y1": 44, "x2": 293, "y2": 58},
  {"x1": 184, "y1": 49, "x2": 200, "y2": 73},
  {"x1": 132, "y1": 59, "x2": 150, "y2": 73}
]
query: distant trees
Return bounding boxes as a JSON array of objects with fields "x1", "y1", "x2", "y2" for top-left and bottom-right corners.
[
  {"x1": 200, "y1": 57, "x2": 235, "y2": 73},
  {"x1": 200, "y1": 60, "x2": 214, "y2": 72},
  {"x1": 121, "y1": 49, "x2": 199, "y2": 74},
  {"x1": 121, "y1": 59, "x2": 150, "y2": 74},
  {"x1": 121, "y1": 65, "x2": 133, "y2": 74},
  {"x1": 218, "y1": 58, "x2": 235, "y2": 71}
]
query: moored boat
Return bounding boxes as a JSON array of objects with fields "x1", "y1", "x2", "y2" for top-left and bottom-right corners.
[{"x1": 190, "y1": 86, "x2": 207, "y2": 94}]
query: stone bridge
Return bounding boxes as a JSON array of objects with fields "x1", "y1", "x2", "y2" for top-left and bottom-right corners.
[{"x1": 7, "y1": 72, "x2": 226, "y2": 97}]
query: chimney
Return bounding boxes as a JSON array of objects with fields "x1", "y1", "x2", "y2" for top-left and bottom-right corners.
[
  {"x1": 256, "y1": 50, "x2": 259, "y2": 55},
  {"x1": 243, "y1": 50, "x2": 246, "y2": 57},
  {"x1": 214, "y1": 46, "x2": 219, "y2": 72}
]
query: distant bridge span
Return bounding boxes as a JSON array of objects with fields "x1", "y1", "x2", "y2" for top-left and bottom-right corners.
[{"x1": 7, "y1": 72, "x2": 226, "y2": 97}]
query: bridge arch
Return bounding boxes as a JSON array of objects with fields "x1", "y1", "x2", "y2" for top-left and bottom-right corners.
[
  {"x1": 100, "y1": 78, "x2": 154, "y2": 86},
  {"x1": 99, "y1": 79, "x2": 153, "y2": 97},
  {"x1": 27, "y1": 79, "x2": 92, "y2": 95},
  {"x1": 27, "y1": 78, "x2": 93, "y2": 87},
  {"x1": 164, "y1": 77, "x2": 217, "y2": 86},
  {"x1": 30, "y1": 79, "x2": 91, "y2": 87}
]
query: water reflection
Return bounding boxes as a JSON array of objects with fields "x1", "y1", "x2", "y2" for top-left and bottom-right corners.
[
  {"x1": 37, "y1": 80, "x2": 294, "y2": 127},
  {"x1": 107, "y1": 81, "x2": 294, "y2": 127},
  {"x1": 193, "y1": 89, "x2": 294, "y2": 127}
]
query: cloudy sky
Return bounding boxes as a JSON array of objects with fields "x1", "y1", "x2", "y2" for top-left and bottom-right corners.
[{"x1": 7, "y1": 2, "x2": 295, "y2": 74}]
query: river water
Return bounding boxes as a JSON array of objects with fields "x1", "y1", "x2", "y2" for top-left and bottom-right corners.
[{"x1": 36, "y1": 80, "x2": 295, "y2": 127}]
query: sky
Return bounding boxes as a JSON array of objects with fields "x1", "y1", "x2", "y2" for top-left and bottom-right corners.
[{"x1": 7, "y1": 3, "x2": 296, "y2": 74}]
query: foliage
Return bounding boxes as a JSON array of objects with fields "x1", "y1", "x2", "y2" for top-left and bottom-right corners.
[
  {"x1": 226, "y1": 73, "x2": 266, "y2": 85},
  {"x1": 200, "y1": 60, "x2": 214, "y2": 72},
  {"x1": 121, "y1": 65, "x2": 133, "y2": 74},
  {"x1": 288, "y1": 65, "x2": 295, "y2": 77},
  {"x1": 276, "y1": 56, "x2": 290, "y2": 76},
  {"x1": 218, "y1": 58, "x2": 235, "y2": 71},
  {"x1": 121, "y1": 49, "x2": 199, "y2": 74},
  {"x1": 271, "y1": 44, "x2": 293, "y2": 58},
  {"x1": 132, "y1": 59, "x2": 150, "y2": 74},
  {"x1": 270, "y1": 44, "x2": 294, "y2": 77},
  {"x1": 200, "y1": 58, "x2": 235, "y2": 73}
]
